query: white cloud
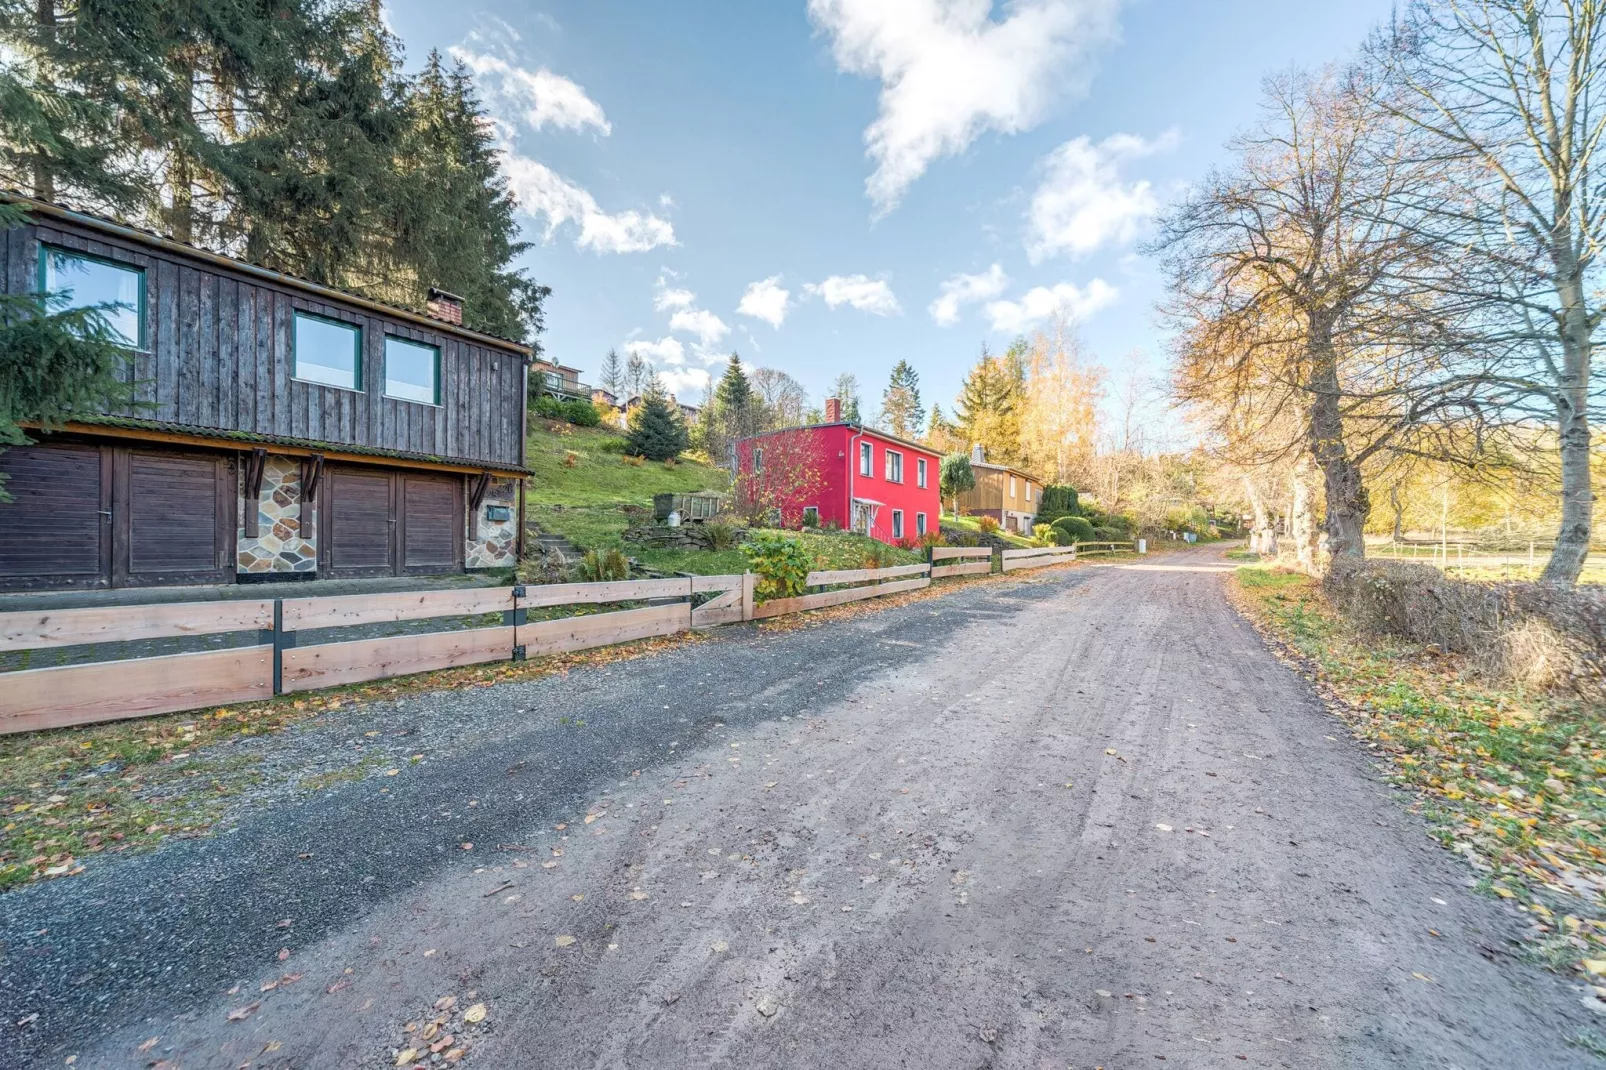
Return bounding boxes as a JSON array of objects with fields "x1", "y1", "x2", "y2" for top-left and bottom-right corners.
[
  {"x1": 985, "y1": 279, "x2": 1118, "y2": 333},
  {"x1": 808, "y1": 0, "x2": 1121, "y2": 215},
  {"x1": 669, "y1": 307, "x2": 730, "y2": 347},
  {"x1": 929, "y1": 263, "x2": 1009, "y2": 327},
  {"x1": 1027, "y1": 130, "x2": 1176, "y2": 261},
  {"x1": 656, "y1": 366, "x2": 712, "y2": 400},
  {"x1": 449, "y1": 48, "x2": 611, "y2": 135},
  {"x1": 654, "y1": 284, "x2": 696, "y2": 312},
  {"x1": 737, "y1": 276, "x2": 791, "y2": 328},
  {"x1": 626, "y1": 336, "x2": 686, "y2": 366},
  {"x1": 502, "y1": 154, "x2": 676, "y2": 254},
  {"x1": 804, "y1": 274, "x2": 901, "y2": 316}
]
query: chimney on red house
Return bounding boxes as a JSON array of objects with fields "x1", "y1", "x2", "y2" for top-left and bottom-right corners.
[
  {"x1": 426, "y1": 287, "x2": 464, "y2": 325},
  {"x1": 824, "y1": 396, "x2": 842, "y2": 422}
]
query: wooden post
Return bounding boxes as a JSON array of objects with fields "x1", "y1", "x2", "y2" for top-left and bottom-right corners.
[{"x1": 741, "y1": 572, "x2": 756, "y2": 621}]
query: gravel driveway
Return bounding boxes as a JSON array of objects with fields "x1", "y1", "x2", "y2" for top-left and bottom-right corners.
[{"x1": 0, "y1": 548, "x2": 1596, "y2": 1069}]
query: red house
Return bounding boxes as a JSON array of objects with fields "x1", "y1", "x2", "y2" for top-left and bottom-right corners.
[{"x1": 735, "y1": 398, "x2": 943, "y2": 546}]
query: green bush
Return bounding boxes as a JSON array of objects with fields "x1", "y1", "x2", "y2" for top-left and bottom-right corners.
[
  {"x1": 1052, "y1": 515, "x2": 1095, "y2": 544},
  {"x1": 740, "y1": 531, "x2": 812, "y2": 601},
  {"x1": 1035, "y1": 484, "x2": 1081, "y2": 525},
  {"x1": 562, "y1": 398, "x2": 600, "y2": 427},
  {"x1": 703, "y1": 520, "x2": 740, "y2": 551},
  {"x1": 1092, "y1": 525, "x2": 1125, "y2": 542},
  {"x1": 575, "y1": 547, "x2": 629, "y2": 582},
  {"x1": 596, "y1": 435, "x2": 629, "y2": 454},
  {"x1": 533, "y1": 395, "x2": 564, "y2": 420}
]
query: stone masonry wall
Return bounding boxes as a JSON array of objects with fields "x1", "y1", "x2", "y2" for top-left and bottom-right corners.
[
  {"x1": 466, "y1": 477, "x2": 519, "y2": 570},
  {"x1": 237, "y1": 454, "x2": 317, "y2": 575}
]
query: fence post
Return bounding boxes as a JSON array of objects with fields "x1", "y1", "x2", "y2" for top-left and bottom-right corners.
[
  {"x1": 741, "y1": 572, "x2": 756, "y2": 621},
  {"x1": 508, "y1": 585, "x2": 527, "y2": 661},
  {"x1": 269, "y1": 600, "x2": 295, "y2": 696}
]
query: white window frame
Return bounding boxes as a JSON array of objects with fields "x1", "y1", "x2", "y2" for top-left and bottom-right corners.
[
  {"x1": 884, "y1": 449, "x2": 904, "y2": 484},
  {"x1": 916, "y1": 457, "x2": 927, "y2": 488},
  {"x1": 383, "y1": 335, "x2": 441, "y2": 406},
  {"x1": 916, "y1": 512, "x2": 927, "y2": 536},
  {"x1": 891, "y1": 509, "x2": 904, "y2": 539},
  {"x1": 1009, "y1": 475, "x2": 1017, "y2": 498},
  {"x1": 802, "y1": 505, "x2": 819, "y2": 526},
  {"x1": 859, "y1": 441, "x2": 873, "y2": 477}
]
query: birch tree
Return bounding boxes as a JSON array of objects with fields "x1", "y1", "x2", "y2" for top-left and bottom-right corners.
[{"x1": 1375, "y1": 0, "x2": 1605, "y2": 584}]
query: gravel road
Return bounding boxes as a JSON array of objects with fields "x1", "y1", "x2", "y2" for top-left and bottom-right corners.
[{"x1": 1, "y1": 548, "x2": 1597, "y2": 1069}]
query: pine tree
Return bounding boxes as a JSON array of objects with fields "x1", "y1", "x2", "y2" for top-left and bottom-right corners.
[
  {"x1": 880, "y1": 360, "x2": 923, "y2": 438},
  {"x1": 713, "y1": 353, "x2": 753, "y2": 414},
  {"x1": 626, "y1": 387, "x2": 689, "y2": 461},
  {"x1": 599, "y1": 348, "x2": 624, "y2": 397},
  {"x1": 625, "y1": 350, "x2": 650, "y2": 398}
]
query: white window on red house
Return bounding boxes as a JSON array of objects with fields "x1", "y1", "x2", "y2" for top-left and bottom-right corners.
[
  {"x1": 859, "y1": 441, "x2": 873, "y2": 477},
  {"x1": 885, "y1": 449, "x2": 903, "y2": 483},
  {"x1": 916, "y1": 512, "x2": 927, "y2": 535},
  {"x1": 917, "y1": 457, "x2": 927, "y2": 488},
  {"x1": 891, "y1": 509, "x2": 904, "y2": 539},
  {"x1": 803, "y1": 506, "x2": 819, "y2": 526}
]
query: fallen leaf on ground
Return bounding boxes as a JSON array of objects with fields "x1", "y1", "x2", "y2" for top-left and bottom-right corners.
[
  {"x1": 139, "y1": 1038, "x2": 160, "y2": 1052},
  {"x1": 226, "y1": 1002, "x2": 261, "y2": 1022},
  {"x1": 555, "y1": 935, "x2": 576, "y2": 948},
  {"x1": 395, "y1": 1049, "x2": 417, "y2": 1066},
  {"x1": 463, "y1": 1003, "x2": 487, "y2": 1024},
  {"x1": 1156, "y1": 824, "x2": 1173, "y2": 832}
]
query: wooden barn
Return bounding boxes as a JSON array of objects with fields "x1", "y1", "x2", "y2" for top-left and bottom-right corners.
[{"x1": 0, "y1": 195, "x2": 532, "y2": 591}]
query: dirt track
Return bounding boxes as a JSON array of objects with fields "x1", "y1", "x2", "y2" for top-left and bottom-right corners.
[{"x1": 3, "y1": 548, "x2": 1596, "y2": 1068}]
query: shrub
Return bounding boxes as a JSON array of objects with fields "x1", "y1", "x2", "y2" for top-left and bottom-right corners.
[
  {"x1": 662, "y1": 457, "x2": 678, "y2": 469},
  {"x1": 1092, "y1": 525, "x2": 1123, "y2": 541},
  {"x1": 977, "y1": 515, "x2": 1000, "y2": 534},
  {"x1": 940, "y1": 454, "x2": 976, "y2": 514},
  {"x1": 741, "y1": 531, "x2": 812, "y2": 601},
  {"x1": 860, "y1": 541, "x2": 899, "y2": 569},
  {"x1": 918, "y1": 530, "x2": 945, "y2": 549},
  {"x1": 561, "y1": 450, "x2": 579, "y2": 468},
  {"x1": 1033, "y1": 523, "x2": 1055, "y2": 543},
  {"x1": 596, "y1": 436, "x2": 629, "y2": 454},
  {"x1": 533, "y1": 395, "x2": 564, "y2": 420},
  {"x1": 1053, "y1": 515, "x2": 1096, "y2": 543},
  {"x1": 703, "y1": 520, "x2": 740, "y2": 551},
  {"x1": 621, "y1": 454, "x2": 644, "y2": 467},
  {"x1": 562, "y1": 398, "x2": 600, "y2": 427},
  {"x1": 1035, "y1": 484, "x2": 1081, "y2": 525},
  {"x1": 575, "y1": 547, "x2": 629, "y2": 583}
]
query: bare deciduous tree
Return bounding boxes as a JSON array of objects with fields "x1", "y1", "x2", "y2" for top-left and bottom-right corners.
[{"x1": 1375, "y1": 0, "x2": 1605, "y2": 584}]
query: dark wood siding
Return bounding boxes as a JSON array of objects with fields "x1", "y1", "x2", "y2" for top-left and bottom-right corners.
[
  {"x1": 401, "y1": 474, "x2": 460, "y2": 572},
  {"x1": 0, "y1": 443, "x2": 110, "y2": 590},
  {"x1": 117, "y1": 450, "x2": 233, "y2": 586},
  {"x1": 5, "y1": 218, "x2": 526, "y2": 470},
  {"x1": 322, "y1": 466, "x2": 395, "y2": 577}
]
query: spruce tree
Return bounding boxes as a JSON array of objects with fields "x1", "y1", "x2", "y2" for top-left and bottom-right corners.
[
  {"x1": 880, "y1": 360, "x2": 923, "y2": 438},
  {"x1": 626, "y1": 388, "x2": 689, "y2": 462},
  {"x1": 599, "y1": 348, "x2": 624, "y2": 397}
]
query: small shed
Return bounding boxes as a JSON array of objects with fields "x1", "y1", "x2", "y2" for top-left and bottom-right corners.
[{"x1": 653, "y1": 492, "x2": 726, "y2": 522}]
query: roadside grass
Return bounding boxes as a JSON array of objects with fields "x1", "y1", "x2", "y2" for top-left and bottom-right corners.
[
  {"x1": 1229, "y1": 565, "x2": 1606, "y2": 982},
  {"x1": 1224, "y1": 549, "x2": 1262, "y2": 562}
]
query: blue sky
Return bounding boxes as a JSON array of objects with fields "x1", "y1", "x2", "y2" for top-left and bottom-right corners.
[{"x1": 382, "y1": 1, "x2": 1395, "y2": 426}]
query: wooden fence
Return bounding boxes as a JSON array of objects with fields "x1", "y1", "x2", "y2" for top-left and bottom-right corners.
[
  {"x1": 0, "y1": 536, "x2": 1086, "y2": 734},
  {"x1": 1001, "y1": 546, "x2": 1078, "y2": 571},
  {"x1": 1073, "y1": 541, "x2": 1135, "y2": 558}
]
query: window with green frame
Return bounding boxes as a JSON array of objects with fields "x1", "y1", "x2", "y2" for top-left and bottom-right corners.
[
  {"x1": 384, "y1": 336, "x2": 440, "y2": 404},
  {"x1": 293, "y1": 311, "x2": 362, "y2": 390},
  {"x1": 40, "y1": 245, "x2": 145, "y2": 348}
]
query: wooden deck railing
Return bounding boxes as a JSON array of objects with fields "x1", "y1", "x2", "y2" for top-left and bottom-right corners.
[{"x1": 0, "y1": 536, "x2": 1093, "y2": 734}]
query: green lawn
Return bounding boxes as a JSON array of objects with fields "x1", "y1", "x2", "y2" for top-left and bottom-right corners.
[
  {"x1": 941, "y1": 512, "x2": 1037, "y2": 548},
  {"x1": 525, "y1": 418, "x2": 727, "y2": 506}
]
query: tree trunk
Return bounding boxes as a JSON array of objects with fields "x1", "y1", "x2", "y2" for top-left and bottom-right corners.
[
  {"x1": 1305, "y1": 317, "x2": 1368, "y2": 560},
  {"x1": 1243, "y1": 474, "x2": 1271, "y2": 553},
  {"x1": 1390, "y1": 483, "x2": 1404, "y2": 543},
  {"x1": 31, "y1": 0, "x2": 56, "y2": 201},
  {"x1": 1540, "y1": 268, "x2": 1594, "y2": 586},
  {"x1": 1289, "y1": 459, "x2": 1319, "y2": 574}
]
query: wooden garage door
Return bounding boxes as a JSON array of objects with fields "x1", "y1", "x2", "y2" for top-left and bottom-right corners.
[
  {"x1": 322, "y1": 467, "x2": 396, "y2": 577},
  {"x1": 0, "y1": 443, "x2": 110, "y2": 590},
  {"x1": 401, "y1": 474, "x2": 460, "y2": 573},
  {"x1": 117, "y1": 450, "x2": 234, "y2": 587}
]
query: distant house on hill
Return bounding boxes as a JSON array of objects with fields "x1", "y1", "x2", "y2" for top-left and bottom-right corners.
[
  {"x1": 734, "y1": 397, "x2": 941, "y2": 546},
  {"x1": 532, "y1": 358, "x2": 591, "y2": 402},
  {"x1": 956, "y1": 445, "x2": 1041, "y2": 535},
  {"x1": 0, "y1": 194, "x2": 531, "y2": 590},
  {"x1": 623, "y1": 393, "x2": 699, "y2": 425}
]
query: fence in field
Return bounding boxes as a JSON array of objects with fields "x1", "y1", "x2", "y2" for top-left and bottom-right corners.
[{"x1": 0, "y1": 538, "x2": 1093, "y2": 735}]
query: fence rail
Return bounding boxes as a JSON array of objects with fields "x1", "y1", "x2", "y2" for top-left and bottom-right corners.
[
  {"x1": 1072, "y1": 541, "x2": 1135, "y2": 558},
  {"x1": 0, "y1": 537, "x2": 1107, "y2": 734}
]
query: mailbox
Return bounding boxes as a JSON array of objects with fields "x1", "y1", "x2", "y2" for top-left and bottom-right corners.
[{"x1": 485, "y1": 504, "x2": 512, "y2": 522}]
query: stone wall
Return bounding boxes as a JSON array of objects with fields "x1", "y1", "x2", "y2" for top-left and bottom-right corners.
[
  {"x1": 466, "y1": 477, "x2": 519, "y2": 570},
  {"x1": 237, "y1": 455, "x2": 317, "y2": 575}
]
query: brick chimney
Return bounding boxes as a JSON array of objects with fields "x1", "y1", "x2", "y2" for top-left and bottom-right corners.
[
  {"x1": 426, "y1": 287, "x2": 463, "y2": 325},
  {"x1": 824, "y1": 396, "x2": 842, "y2": 422}
]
